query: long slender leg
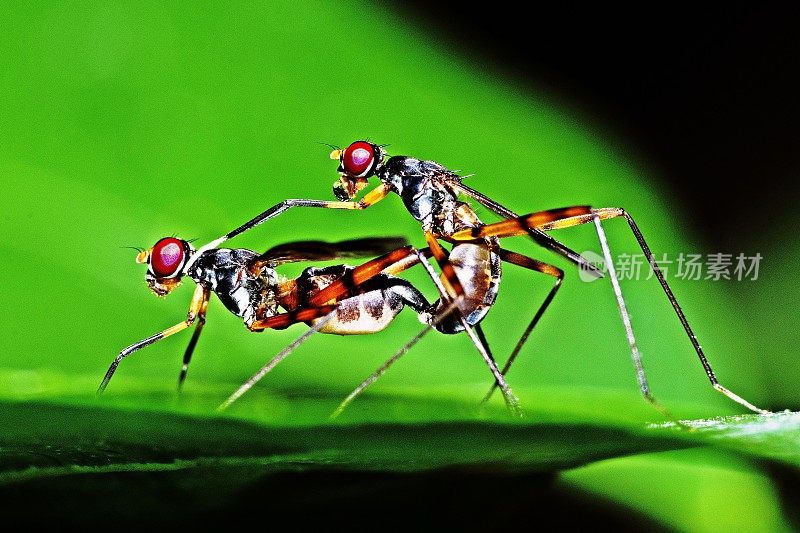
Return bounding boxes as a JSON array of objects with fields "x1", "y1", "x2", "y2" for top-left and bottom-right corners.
[
  {"x1": 424, "y1": 235, "x2": 521, "y2": 416},
  {"x1": 222, "y1": 246, "x2": 436, "y2": 407},
  {"x1": 592, "y1": 217, "x2": 670, "y2": 416},
  {"x1": 475, "y1": 324, "x2": 494, "y2": 364},
  {"x1": 483, "y1": 249, "x2": 564, "y2": 403},
  {"x1": 449, "y1": 205, "x2": 594, "y2": 241},
  {"x1": 217, "y1": 312, "x2": 337, "y2": 411},
  {"x1": 228, "y1": 240, "x2": 519, "y2": 415},
  {"x1": 421, "y1": 233, "x2": 496, "y2": 367},
  {"x1": 423, "y1": 232, "x2": 466, "y2": 299},
  {"x1": 318, "y1": 244, "x2": 476, "y2": 415},
  {"x1": 177, "y1": 294, "x2": 210, "y2": 391},
  {"x1": 454, "y1": 183, "x2": 601, "y2": 277},
  {"x1": 421, "y1": 233, "x2": 498, "y2": 371},
  {"x1": 329, "y1": 300, "x2": 461, "y2": 419},
  {"x1": 595, "y1": 210, "x2": 768, "y2": 414},
  {"x1": 416, "y1": 242, "x2": 499, "y2": 372},
  {"x1": 456, "y1": 205, "x2": 768, "y2": 414},
  {"x1": 236, "y1": 239, "x2": 519, "y2": 414},
  {"x1": 187, "y1": 181, "x2": 596, "y2": 282},
  {"x1": 186, "y1": 185, "x2": 392, "y2": 271},
  {"x1": 326, "y1": 243, "x2": 519, "y2": 416},
  {"x1": 307, "y1": 246, "x2": 421, "y2": 307},
  {"x1": 331, "y1": 248, "x2": 484, "y2": 419},
  {"x1": 248, "y1": 305, "x2": 337, "y2": 331},
  {"x1": 98, "y1": 285, "x2": 210, "y2": 393},
  {"x1": 589, "y1": 210, "x2": 765, "y2": 413}
]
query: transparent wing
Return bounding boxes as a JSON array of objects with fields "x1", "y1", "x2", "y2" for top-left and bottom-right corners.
[{"x1": 259, "y1": 237, "x2": 409, "y2": 266}]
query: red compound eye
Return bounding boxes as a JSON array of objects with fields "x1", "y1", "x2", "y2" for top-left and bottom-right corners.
[
  {"x1": 342, "y1": 141, "x2": 376, "y2": 177},
  {"x1": 151, "y1": 237, "x2": 186, "y2": 278}
]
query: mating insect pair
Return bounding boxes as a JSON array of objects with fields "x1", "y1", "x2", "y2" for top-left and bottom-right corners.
[{"x1": 99, "y1": 140, "x2": 769, "y2": 417}]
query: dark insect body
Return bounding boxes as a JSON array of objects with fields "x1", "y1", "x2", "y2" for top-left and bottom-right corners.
[{"x1": 99, "y1": 237, "x2": 443, "y2": 395}]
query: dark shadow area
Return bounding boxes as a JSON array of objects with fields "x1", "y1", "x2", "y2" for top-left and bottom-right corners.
[
  {"x1": 0, "y1": 468, "x2": 671, "y2": 530},
  {"x1": 765, "y1": 461, "x2": 800, "y2": 532},
  {"x1": 0, "y1": 400, "x2": 687, "y2": 473},
  {"x1": 0, "y1": 400, "x2": 690, "y2": 528},
  {"x1": 4, "y1": 402, "x2": 796, "y2": 529},
  {"x1": 388, "y1": 3, "x2": 800, "y2": 250}
]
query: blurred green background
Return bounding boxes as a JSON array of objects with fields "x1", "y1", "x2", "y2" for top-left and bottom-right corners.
[{"x1": 0, "y1": 1, "x2": 797, "y2": 530}]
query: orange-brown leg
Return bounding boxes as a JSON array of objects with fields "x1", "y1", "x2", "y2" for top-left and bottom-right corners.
[
  {"x1": 226, "y1": 240, "x2": 523, "y2": 415},
  {"x1": 99, "y1": 285, "x2": 210, "y2": 393},
  {"x1": 449, "y1": 206, "x2": 593, "y2": 241},
  {"x1": 324, "y1": 241, "x2": 506, "y2": 417},
  {"x1": 453, "y1": 182, "x2": 601, "y2": 276},
  {"x1": 452, "y1": 206, "x2": 669, "y2": 413},
  {"x1": 422, "y1": 232, "x2": 495, "y2": 363},
  {"x1": 424, "y1": 232, "x2": 466, "y2": 299},
  {"x1": 222, "y1": 245, "x2": 434, "y2": 411},
  {"x1": 331, "y1": 240, "x2": 566, "y2": 417},
  {"x1": 421, "y1": 232, "x2": 493, "y2": 360},
  {"x1": 423, "y1": 234, "x2": 521, "y2": 415},
  {"x1": 460, "y1": 205, "x2": 767, "y2": 414},
  {"x1": 248, "y1": 305, "x2": 337, "y2": 331},
  {"x1": 307, "y1": 246, "x2": 421, "y2": 307},
  {"x1": 223, "y1": 240, "x2": 517, "y2": 414}
]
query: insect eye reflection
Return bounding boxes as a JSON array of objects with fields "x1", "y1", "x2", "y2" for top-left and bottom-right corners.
[
  {"x1": 150, "y1": 237, "x2": 187, "y2": 278},
  {"x1": 342, "y1": 141, "x2": 377, "y2": 177}
]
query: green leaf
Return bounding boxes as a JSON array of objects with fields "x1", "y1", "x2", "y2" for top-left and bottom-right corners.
[
  {"x1": 1, "y1": 386, "x2": 797, "y2": 527},
  {"x1": 0, "y1": 400, "x2": 674, "y2": 484},
  {"x1": 650, "y1": 411, "x2": 800, "y2": 468},
  {"x1": 3, "y1": 396, "x2": 799, "y2": 481}
]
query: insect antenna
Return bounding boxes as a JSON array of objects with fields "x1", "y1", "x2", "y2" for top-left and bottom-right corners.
[{"x1": 121, "y1": 245, "x2": 145, "y2": 253}]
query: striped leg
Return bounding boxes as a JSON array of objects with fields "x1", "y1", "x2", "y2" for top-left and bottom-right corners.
[
  {"x1": 454, "y1": 183, "x2": 601, "y2": 277},
  {"x1": 457, "y1": 205, "x2": 768, "y2": 414},
  {"x1": 223, "y1": 266, "x2": 419, "y2": 408},
  {"x1": 307, "y1": 246, "x2": 421, "y2": 307},
  {"x1": 330, "y1": 248, "x2": 491, "y2": 418},
  {"x1": 330, "y1": 248, "x2": 515, "y2": 418},
  {"x1": 222, "y1": 246, "x2": 435, "y2": 410},
  {"x1": 424, "y1": 234, "x2": 522, "y2": 415},
  {"x1": 226, "y1": 241, "x2": 522, "y2": 416},
  {"x1": 449, "y1": 206, "x2": 594, "y2": 241}
]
